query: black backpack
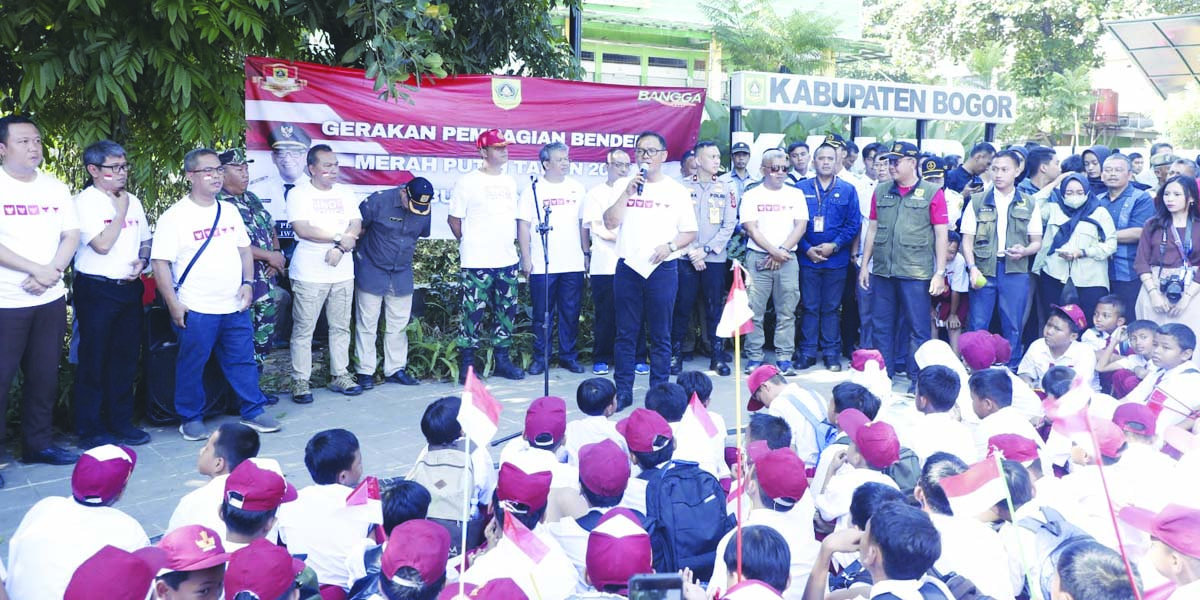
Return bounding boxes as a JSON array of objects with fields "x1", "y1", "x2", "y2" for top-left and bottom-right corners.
[{"x1": 641, "y1": 460, "x2": 733, "y2": 583}]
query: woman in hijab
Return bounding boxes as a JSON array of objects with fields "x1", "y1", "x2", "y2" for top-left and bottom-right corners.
[
  {"x1": 1081, "y1": 145, "x2": 1112, "y2": 196},
  {"x1": 1033, "y1": 173, "x2": 1117, "y2": 322},
  {"x1": 1134, "y1": 175, "x2": 1200, "y2": 327}
]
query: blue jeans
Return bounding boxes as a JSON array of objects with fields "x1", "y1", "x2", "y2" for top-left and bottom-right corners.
[
  {"x1": 614, "y1": 260, "x2": 677, "y2": 403},
  {"x1": 174, "y1": 310, "x2": 267, "y2": 422},
  {"x1": 799, "y1": 266, "x2": 847, "y2": 361},
  {"x1": 871, "y1": 275, "x2": 932, "y2": 378},
  {"x1": 671, "y1": 259, "x2": 726, "y2": 355},
  {"x1": 968, "y1": 261, "x2": 1029, "y2": 366},
  {"x1": 530, "y1": 271, "x2": 584, "y2": 362}
]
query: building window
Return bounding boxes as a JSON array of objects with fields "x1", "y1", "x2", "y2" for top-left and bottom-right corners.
[
  {"x1": 602, "y1": 53, "x2": 641, "y2": 65},
  {"x1": 648, "y1": 57, "x2": 688, "y2": 69}
]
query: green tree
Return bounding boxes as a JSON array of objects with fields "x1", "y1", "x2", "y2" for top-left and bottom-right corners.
[
  {"x1": 701, "y1": 0, "x2": 839, "y2": 75},
  {"x1": 0, "y1": 0, "x2": 580, "y2": 215},
  {"x1": 1163, "y1": 85, "x2": 1200, "y2": 148}
]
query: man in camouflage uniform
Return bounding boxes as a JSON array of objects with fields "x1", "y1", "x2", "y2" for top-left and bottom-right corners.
[{"x1": 218, "y1": 148, "x2": 287, "y2": 402}]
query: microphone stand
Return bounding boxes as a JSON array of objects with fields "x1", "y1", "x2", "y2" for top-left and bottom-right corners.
[{"x1": 531, "y1": 175, "x2": 552, "y2": 397}]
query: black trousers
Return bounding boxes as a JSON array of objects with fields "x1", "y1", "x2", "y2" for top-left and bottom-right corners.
[
  {"x1": 0, "y1": 297, "x2": 67, "y2": 452},
  {"x1": 73, "y1": 275, "x2": 144, "y2": 437}
]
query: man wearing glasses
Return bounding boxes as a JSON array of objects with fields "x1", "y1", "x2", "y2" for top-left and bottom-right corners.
[
  {"x1": 152, "y1": 148, "x2": 281, "y2": 440},
  {"x1": 249, "y1": 122, "x2": 312, "y2": 242},
  {"x1": 858, "y1": 141, "x2": 949, "y2": 385},
  {"x1": 72, "y1": 140, "x2": 153, "y2": 449},
  {"x1": 603, "y1": 132, "x2": 698, "y2": 408}
]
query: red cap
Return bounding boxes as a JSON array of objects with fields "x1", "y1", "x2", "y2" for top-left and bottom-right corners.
[
  {"x1": 850, "y1": 349, "x2": 885, "y2": 372},
  {"x1": 579, "y1": 439, "x2": 631, "y2": 497},
  {"x1": 990, "y1": 333, "x2": 1012, "y2": 366},
  {"x1": 1120, "y1": 504, "x2": 1200, "y2": 558},
  {"x1": 224, "y1": 538, "x2": 305, "y2": 600},
  {"x1": 1113, "y1": 403, "x2": 1158, "y2": 437},
  {"x1": 382, "y1": 519, "x2": 451, "y2": 585},
  {"x1": 65, "y1": 545, "x2": 167, "y2": 600},
  {"x1": 754, "y1": 448, "x2": 809, "y2": 504},
  {"x1": 497, "y1": 462, "x2": 552, "y2": 511},
  {"x1": 476, "y1": 129, "x2": 511, "y2": 149},
  {"x1": 837, "y1": 408, "x2": 900, "y2": 469},
  {"x1": 524, "y1": 396, "x2": 567, "y2": 448},
  {"x1": 747, "y1": 364, "x2": 781, "y2": 410},
  {"x1": 958, "y1": 331, "x2": 996, "y2": 371},
  {"x1": 586, "y1": 509, "x2": 652, "y2": 592},
  {"x1": 72, "y1": 444, "x2": 137, "y2": 506},
  {"x1": 1091, "y1": 418, "x2": 1127, "y2": 459},
  {"x1": 224, "y1": 458, "x2": 298, "y2": 512},
  {"x1": 1052, "y1": 304, "x2": 1088, "y2": 331},
  {"x1": 617, "y1": 408, "x2": 673, "y2": 453},
  {"x1": 157, "y1": 525, "x2": 229, "y2": 572},
  {"x1": 987, "y1": 434, "x2": 1040, "y2": 464},
  {"x1": 475, "y1": 578, "x2": 529, "y2": 600}
]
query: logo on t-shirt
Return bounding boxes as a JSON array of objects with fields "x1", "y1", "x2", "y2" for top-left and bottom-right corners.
[
  {"x1": 756, "y1": 204, "x2": 791, "y2": 213},
  {"x1": 625, "y1": 198, "x2": 665, "y2": 209},
  {"x1": 313, "y1": 197, "x2": 344, "y2": 214},
  {"x1": 103, "y1": 218, "x2": 140, "y2": 229},
  {"x1": 3, "y1": 204, "x2": 58, "y2": 216},
  {"x1": 192, "y1": 226, "x2": 236, "y2": 241},
  {"x1": 543, "y1": 197, "x2": 577, "y2": 207}
]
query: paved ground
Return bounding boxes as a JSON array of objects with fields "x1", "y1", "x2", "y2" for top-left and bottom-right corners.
[{"x1": 0, "y1": 356, "x2": 882, "y2": 557}]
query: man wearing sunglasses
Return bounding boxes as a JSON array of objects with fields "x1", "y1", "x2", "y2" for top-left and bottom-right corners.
[
  {"x1": 603, "y1": 131, "x2": 698, "y2": 409},
  {"x1": 858, "y1": 142, "x2": 949, "y2": 385}
]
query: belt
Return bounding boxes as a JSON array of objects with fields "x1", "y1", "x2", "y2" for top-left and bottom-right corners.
[{"x1": 77, "y1": 272, "x2": 137, "y2": 286}]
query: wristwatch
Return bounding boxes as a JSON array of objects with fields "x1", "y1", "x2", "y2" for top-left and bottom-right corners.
[
  {"x1": 333, "y1": 232, "x2": 343, "y2": 245},
  {"x1": 667, "y1": 241, "x2": 678, "y2": 252}
]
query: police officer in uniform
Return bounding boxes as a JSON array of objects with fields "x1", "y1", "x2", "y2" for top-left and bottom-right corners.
[{"x1": 673, "y1": 141, "x2": 737, "y2": 376}]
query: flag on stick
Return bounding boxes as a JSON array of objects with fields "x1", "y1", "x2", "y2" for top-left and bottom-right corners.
[
  {"x1": 940, "y1": 458, "x2": 1007, "y2": 518},
  {"x1": 716, "y1": 262, "x2": 754, "y2": 338},
  {"x1": 681, "y1": 392, "x2": 719, "y2": 439},
  {"x1": 343, "y1": 476, "x2": 383, "y2": 524},
  {"x1": 502, "y1": 510, "x2": 550, "y2": 564},
  {"x1": 458, "y1": 366, "x2": 502, "y2": 447}
]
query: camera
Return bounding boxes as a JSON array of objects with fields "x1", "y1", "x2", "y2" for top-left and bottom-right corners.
[{"x1": 1161, "y1": 275, "x2": 1185, "y2": 304}]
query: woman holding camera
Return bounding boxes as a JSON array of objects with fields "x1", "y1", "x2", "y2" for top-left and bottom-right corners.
[
  {"x1": 1033, "y1": 173, "x2": 1117, "y2": 322},
  {"x1": 1135, "y1": 175, "x2": 1200, "y2": 324}
]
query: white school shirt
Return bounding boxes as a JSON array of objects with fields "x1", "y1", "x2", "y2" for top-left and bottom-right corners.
[
  {"x1": 975, "y1": 406, "x2": 1043, "y2": 459},
  {"x1": 583, "y1": 183, "x2": 620, "y2": 276},
  {"x1": 460, "y1": 527, "x2": 582, "y2": 600},
  {"x1": 449, "y1": 169, "x2": 520, "y2": 269},
  {"x1": 903, "y1": 411, "x2": 979, "y2": 466},
  {"x1": 765, "y1": 384, "x2": 829, "y2": 467},
  {"x1": 1113, "y1": 443, "x2": 1178, "y2": 513},
  {"x1": 73, "y1": 186, "x2": 151, "y2": 279},
  {"x1": 544, "y1": 507, "x2": 621, "y2": 582},
  {"x1": 151, "y1": 197, "x2": 250, "y2": 314},
  {"x1": 276, "y1": 483, "x2": 376, "y2": 589},
  {"x1": 708, "y1": 506, "x2": 819, "y2": 600},
  {"x1": 498, "y1": 440, "x2": 581, "y2": 492},
  {"x1": 6, "y1": 497, "x2": 149, "y2": 600},
  {"x1": 0, "y1": 169, "x2": 78, "y2": 308},
  {"x1": 724, "y1": 580, "x2": 785, "y2": 600},
  {"x1": 815, "y1": 466, "x2": 898, "y2": 526},
  {"x1": 1124, "y1": 362, "x2": 1200, "y2": 431},
  {"x1": 1114, "y1": 353, "x2": 1151, "y2": 372},
  {"x1": 739, "y1": 184, "x2": 809, "y2": 252},
  {"x1": 959, "y1": 188, "x2": 1044, "y2": 253},
  {"x1": 1006, "y1": 369, "x2": 1046, "y2": 422},
  {"x1": 610, "y1": 175, "x2": 697, "y2": 275},
  {"x1": 670, "y1": 418, "x2": 730, "y2": 481},
  {"x1": 563, "y1": 416, "x2": 627, "y2": 467},
  {"x1": 929, "y1": 513, "x2": 1016, "y2": 600},
  {"x1": 286, "y1": 181, "x2": 360, "y2": 284},
  {"x1": 1018, "y1": 339, "x2": 1098, "y2": 392},
  {"x1": 167, "y1": 474, "x2": 229, "y2": 540},
  {"x1": 518, "y1": 178, "x2": 587, "y2": 274},
  {"x1": 867, "y1": 578, "x2": 956, "y2": 600},
  {"x1": 1171, "y1": 580, "x2": 1200, "y2": 600}
]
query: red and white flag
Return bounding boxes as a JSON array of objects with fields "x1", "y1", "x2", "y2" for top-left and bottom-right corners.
[
  {"x1": 343, "y1": 476, "x2": 383, "y2": 524},
  {"x1": 940, "y1": 458, "x2": 1007, "y2": 518},
  {"x1": 502, "y1": 511, "x2": 550, "y2": 564},
  {"x1": 459, "y1": 366, "x2": 502, "y2": 447},
  {"x1": 716, "y1": 262, "x2": 754, "y2": 338},
  {"x1": 681, "y1": 393, "x2": 720, "y2": 439}
]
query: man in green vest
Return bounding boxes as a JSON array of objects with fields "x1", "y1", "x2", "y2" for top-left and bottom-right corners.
[
  {"x1": 858, "y1": 142, "x2": 949, "y2": 383},
  {"x1": 960, "y1": 149, "x2": 1043, "y2": 367}
]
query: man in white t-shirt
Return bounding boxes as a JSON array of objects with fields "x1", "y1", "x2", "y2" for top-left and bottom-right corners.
[
  {"x1": 0, "y1": 115, "x2": 81, "y2": 473},
  {"x1": 741, "y1": 148, "x2": 808, "y2": 374},
  {"x1": 603, "y1": 131, "x2": 698, "y2": 408},
  {"x1": 286, "y1": 144, "x2": 364, "y2": 402},
  {"x1": 448, "y1": 129, "x2": 526, "y2": 384},
  {"x1": 583, "y1": 148, "x2": 632, "y2": 377},
  {"x1": 151, "y1": 148, "x2": 281, "y2": 441},
  {"x1": 72, "y1": 140, "x2": 153, "y2": 450},
  {"x1": 519, "y1": 142, "x2": 588, "y2": 375}
]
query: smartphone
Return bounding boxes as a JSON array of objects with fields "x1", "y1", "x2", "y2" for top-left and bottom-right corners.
[{"x1": 629, "y1": 574, "x2": 684, "y2": 600}]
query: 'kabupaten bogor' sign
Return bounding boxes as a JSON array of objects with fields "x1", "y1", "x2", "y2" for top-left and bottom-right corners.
[{"x1": 730, "y1": 72, "x2": 1017, "y2": 124}]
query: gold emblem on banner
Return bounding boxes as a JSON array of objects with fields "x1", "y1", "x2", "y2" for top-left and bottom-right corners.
[
  {"x1": 492, "y1": 78, "x2": 522, "y2": 110},
  {"x1": 743, "y1": 74, "x2": 768, "y2": 106},
  {"x1": 253, "y1": 63, "x2": 307, "y2": 98}
]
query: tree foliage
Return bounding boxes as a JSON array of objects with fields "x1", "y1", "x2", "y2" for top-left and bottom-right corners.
[
  {"x1": 701, "y1": 0, "x2": 839, "y2": 75},
  {"x1": 0, "y1": 0, "x2": 580, "y2": 215}
]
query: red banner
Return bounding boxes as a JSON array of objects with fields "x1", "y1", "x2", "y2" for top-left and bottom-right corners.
[{"x1": 243, "y1": 56, "x2": 706, "y2": 238}]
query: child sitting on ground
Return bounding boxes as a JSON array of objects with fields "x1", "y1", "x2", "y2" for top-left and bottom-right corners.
[
  {"x1": 1122, "y1": 323, "x2": 1200, "y2": 433},
  {"x1": 1018, "y1": 303, "x2": 1098, "y2": 391},
  {"x1": 564, "y1": 378, "x2": 626, "y2": 466},
  {"x1": 1082, "y1": 294, "x2": 1128, "y2": 352},
  {"x1": 1097, "y1": 319, "x2": 1157, "y2": 398}
]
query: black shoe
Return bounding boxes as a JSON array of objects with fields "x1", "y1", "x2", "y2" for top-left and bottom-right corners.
[
  {"x1": 264, "y1": 393, "x2": 280, "y2": 406},
  {"x1": 110, "y1": 426, "x2": 151, "y2": 446},
  {"x1": 493, "y1": 349, "x2": 526, "y2": 380},
  {"x1": 384, "y1": 369, "x2": 420, "y2": 386},
  {"x1": 0, "y1": 470, "x2": 5, "y2": 489},
  {"x1": 77, "y1": 433, "x2": 117, "y2": 450},
  {"x1": 825, "y1": 359, "x2": 842, "y2": 372},
  {"x1": 616, "y1": 393, "x2": 634, "y2": 412},
  {"x1": 670, "y1": 354, "x2": 683, "y2": 376},
  {"x1": 459, "y1": 347, "x2": 476, "y2": 385},
  {"x1": 711, "y1": 359, "x2": 732, "y2": 377},
  {"x1": 796, "y1": 356, "x2": 818, "y2": 371},
  {"x1": 23, "y1": 445, "x2": 80, "y2": 466},
  {"x1": 559, "y1": 358, "x2": 585, "y2": 374},
  {"x1": 527, "y1": 359, "x2": 547, "y2": 375},
  {"x1": 356, "y1": 374, "x2": 376, "y2": 390}
]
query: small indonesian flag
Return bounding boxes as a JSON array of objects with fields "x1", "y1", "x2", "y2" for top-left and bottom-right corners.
[
  {"x1": 682, "y1": 393, "x2": 719, "y2": 439},
  {"x1": 716, "y1": 262, "x2": 754, "y2": 338},
  {"x1": 502, "y1": 511, "x2": 550, "y2": 563},
  {"x1": 940, "y1": 458, "x2": 1007, "y2": 519},
  {"x1": 459, "y1": 366, "x2": 502, "y2": 447},
  {"x1": 343, "y1": 476, "x2": 383, "y2": 524}
]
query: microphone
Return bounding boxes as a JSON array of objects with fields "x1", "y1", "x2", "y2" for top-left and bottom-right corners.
[{"x1": 637, "y1": 163, "x2": 648, "y2": 195}]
